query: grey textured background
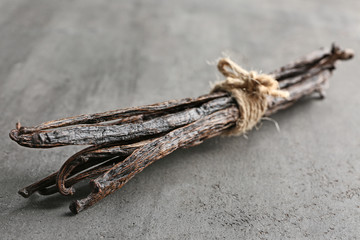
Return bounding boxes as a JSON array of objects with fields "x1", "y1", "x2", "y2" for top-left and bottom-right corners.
[{"x1": 1, "y1": 0, "x2": 359, "y2": 239}]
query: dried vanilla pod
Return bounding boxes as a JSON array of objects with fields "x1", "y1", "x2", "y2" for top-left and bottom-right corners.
[{"x1": 9, "y1": 44, "x2": 353, "y2": 214}]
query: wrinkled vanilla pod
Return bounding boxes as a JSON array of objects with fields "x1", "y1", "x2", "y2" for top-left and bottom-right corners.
[{"x1": 9, "y1": 44, "x2": 353, "y2": 214}]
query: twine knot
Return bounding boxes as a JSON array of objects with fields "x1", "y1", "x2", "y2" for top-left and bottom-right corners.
[{"x1": 211, "y1": 58, "x2": 289, "y2": 136}]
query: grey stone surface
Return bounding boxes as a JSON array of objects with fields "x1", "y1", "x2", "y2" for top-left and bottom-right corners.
[{"x1": 0, "y1": 0, "x2": 359, "y2": 239}]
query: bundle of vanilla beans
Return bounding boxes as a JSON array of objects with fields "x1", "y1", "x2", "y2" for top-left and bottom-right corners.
[{"x1": 9, "y1": 45, "x2": 353, "y2": 214}]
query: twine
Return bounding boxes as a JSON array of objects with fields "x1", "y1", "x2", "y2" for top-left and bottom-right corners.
[{"x1": 211, "y1": 58, "x2": 289, "y2": 136}]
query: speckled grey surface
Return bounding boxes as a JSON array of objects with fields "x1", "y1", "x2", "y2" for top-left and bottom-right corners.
[{"x1": 1, "y1": 0, "x2": 359, "y2": 239}]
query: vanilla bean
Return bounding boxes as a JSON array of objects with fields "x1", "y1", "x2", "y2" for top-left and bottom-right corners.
[
  {"x1": 10, "y1": 97, "x2": 235, "y2": 148},
  {"x1": 18, "y1": 141, "x2": 148, "y2": 197},
  {"x1": 38, "y1": 156, "x2": 123, "y2": 196},
  {"x1": 15, "y1": 92, "x2": 228, "y2": 134},
  {"x1": 11, "y1": 45, "x2": 353, "y2": 214},
  {"x1": 18, "y1": 157, "x2": 114, "y2": 198}
]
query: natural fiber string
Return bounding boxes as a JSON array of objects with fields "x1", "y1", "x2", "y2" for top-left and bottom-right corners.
[{"x1": 211, "y1": 58, "x2": 289, "y2": 136}]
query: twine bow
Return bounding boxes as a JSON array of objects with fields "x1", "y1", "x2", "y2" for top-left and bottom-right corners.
[{"x1": 211, "y1": 58, "x2": 289, "y2": 136}]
